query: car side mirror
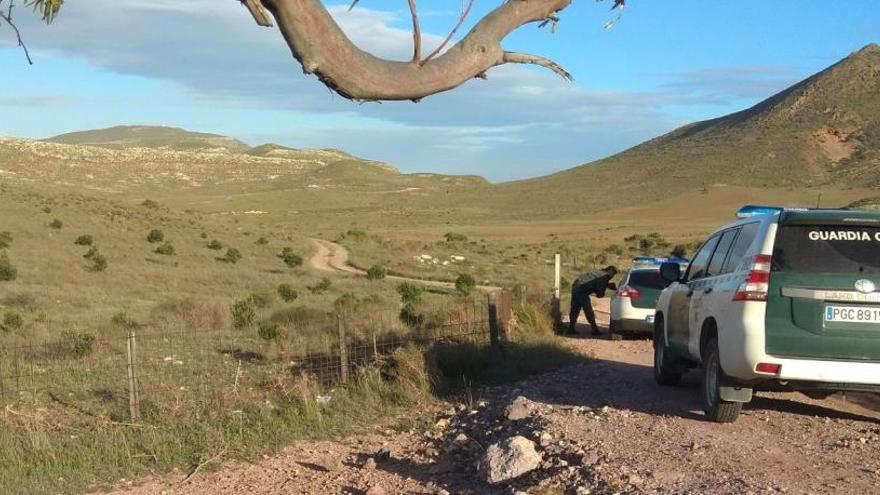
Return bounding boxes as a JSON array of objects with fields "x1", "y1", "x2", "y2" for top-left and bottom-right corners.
[{"x1": 659, "y1": 262, "x2": 682, "y2": 285}]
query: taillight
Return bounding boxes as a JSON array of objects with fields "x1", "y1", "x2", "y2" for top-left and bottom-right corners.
[
  {"x1": 617, "y1": 285, "x2": 642, "y2": 300},
  {"x1": 755, "y1": 363, "x2": 781, "y2": 375},
  {"x1": 733, "y1": 254, "x2": 772, "y2": 302}
]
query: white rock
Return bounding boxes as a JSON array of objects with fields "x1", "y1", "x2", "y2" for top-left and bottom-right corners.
[
  {"x1": 478, "y1": 436, "x2": 542, "y2": 485},
  {"x1": 505, "y1": 396, "x2": 532, "y2": 421}
]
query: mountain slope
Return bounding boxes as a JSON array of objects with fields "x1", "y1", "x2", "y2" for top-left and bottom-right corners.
[
  {"x1": 501, "y1": 43, "x2": 880, "y2": 210},
  {"x1": 46, "y1": 125, "x2": 251, "y2": 153}
]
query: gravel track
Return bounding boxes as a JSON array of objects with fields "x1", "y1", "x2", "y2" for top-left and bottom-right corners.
[{"x1": 111, "y1": 300, "x2": 880, "y2": 495}]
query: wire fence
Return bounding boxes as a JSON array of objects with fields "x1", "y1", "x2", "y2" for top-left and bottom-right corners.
[{"x1": 0, "y1": 296, "x2": 504, "y2": 422}]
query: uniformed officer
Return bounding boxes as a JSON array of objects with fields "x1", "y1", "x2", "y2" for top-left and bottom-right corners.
[{"x1": 568, "y1": 266, "x2": 618, "y2": 336}]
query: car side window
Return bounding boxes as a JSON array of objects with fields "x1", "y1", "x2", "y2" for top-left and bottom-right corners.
[
  {"x1": 722, "y1": 222, "x2": 760, "y2": 273},
  {"x1": 686, "y1": 235, "x2": 720, "y2": 282},
  {"x1": 706, "y1": 229, "x2": 739, "y2": 277}
]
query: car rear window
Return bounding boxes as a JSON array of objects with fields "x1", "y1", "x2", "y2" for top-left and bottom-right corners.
[
  {"x1": 628, "y1": 270, "x2": 665, "y2": 289},
  {"x1": 772, "y1": 225, "x2": 880, "y2": 274}
]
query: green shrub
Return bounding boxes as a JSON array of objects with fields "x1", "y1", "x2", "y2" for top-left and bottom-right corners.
[
  {"x1": 83, "y1": 246, "x2": 98, "y2": 259},
  {"x1": 90, "y1": 253, "x2": 108, "y2": 272},
  {"x1": 0, "y1": 252, "x2": 17, "y2": 281},
  {"x1": 49, "y1": 218, "x2": 63, "y2": 229},
  {"x1": 42, "y1": 206, "x2": 51, "y2": 214},
  {"x1": 231, "y1": 299, "x2": 256, "y2": 329},
  {"x1": 397, "y1": 282, "x2": 423, "y2": 305},
  {"x1": 333, "y1": 292, "x2": 359, "y2": 312},
  {"x1": 0, "y1": 231, "x2": 12, "y2": 249},
  {"x1": 200, "y1": 232, "x2": 208, "y2": 239},
  {"x1": 257, "y1": 321, "x2": 280, "y2": 341},
  {"x1": 308, "y1": 277, "x2": 332, "y2": 294},
  {"x1": 455, "y1": 273, "x2": 477, "y2": 296},
  {"x1": 74, "y1": 234, "x2": 94, "y2": 246},
  {"x1": 277, "y1": 283, "x2": 299, "y2": 302},
  {"x1": 154, "y1": 242, "x2": 175, "y2": 256},
  {"x1": 111, "y1": 312, "x2": 137, "y2": 330},
  {"x1": 639, "y1": 238, "x2": 655, "y2": 251},
  {"x1": 57, "y1": 330, "x2": 95, "y2": 358},
  {"x1": 222, "y1": 247, "x2": 242, "y2": 264},
  {"x1": 207, "y1": 239, "x2": 223, "y2": 250},
  {"x1": 1, "y1": 311, "x2": 24, "y2": 332},
  {"x1": 141, "y1": 199, "x2": 160, "y2": 209},
  {"x1": 279, "y1": 247, "x2": 303, "y2": 268},
  {"x1": 366, "y1": 265, "x2": 388, "y2": 280},
  {"x1": 399, "y1": 303, "x2": 424, "y2": 329},
  {"x1": 256, "y1": 236, "x2": 269, "y2": 245},
  {"x1": 444, "y1": 232, "x2": 468, "y2": 243},
  {"x1": 249, "y1": 289, "x2": 276, "y2": 309},
  {"x1": 146, "y1": 229, "x2": 164, "y2": 243}
]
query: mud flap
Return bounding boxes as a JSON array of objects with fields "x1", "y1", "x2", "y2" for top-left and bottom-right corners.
[{"x1": 719, "y1": 385, "x2": 753, "y2": 403}]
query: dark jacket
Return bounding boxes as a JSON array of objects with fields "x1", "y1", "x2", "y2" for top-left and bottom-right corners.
[{"x1": 571, "y1": 270, "x2": 615, "y2": 298}]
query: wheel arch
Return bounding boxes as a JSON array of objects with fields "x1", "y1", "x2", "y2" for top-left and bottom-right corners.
[{"x1": 699, "y1": 317, "x2": 719, "y2": 362}]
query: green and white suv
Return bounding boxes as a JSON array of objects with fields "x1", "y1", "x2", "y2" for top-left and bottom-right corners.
[{"x1": 654, "y1": 205, "x2": 880, "y2": 423}]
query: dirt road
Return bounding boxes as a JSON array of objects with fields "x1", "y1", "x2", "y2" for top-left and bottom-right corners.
[
  {"x1": 308, "y1": 238, "x2": 499, "y2": 293},
  {"x1": 117, "y1": 307, "x2": 880, "y2": 494}
]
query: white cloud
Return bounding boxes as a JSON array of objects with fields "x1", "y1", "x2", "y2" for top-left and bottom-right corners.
[{"x1": 0, "y1": 0, "x2": 781, "y2": 180}]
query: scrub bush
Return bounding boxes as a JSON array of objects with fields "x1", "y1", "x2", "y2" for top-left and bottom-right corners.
[
  {"x1": 231, "y1": 298, "x2": 256, "y2": 329},
  {"x1": 366, "y1": 265, "x2": 388, "y2": 280},
  {"x1": 455, "y1": 273, "x2": 477, "y2": 296},
  {"x1": 146, "y1": 229, "x2": 164, "y2": 243},
  {"x1": 74, "y1": 234, "x2": 94, "y2": 246},
  {"x1": 277, "y1": 284, "x2": 299, "y2": 302}
]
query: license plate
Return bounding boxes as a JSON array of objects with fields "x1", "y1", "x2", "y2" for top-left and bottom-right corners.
[{"x1": 824, "y1": 305, "x2": 880, "y2": 323}]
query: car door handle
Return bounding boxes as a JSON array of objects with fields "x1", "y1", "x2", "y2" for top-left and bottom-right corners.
[{"x1": 703, "y1": 287, "x2": 714, "y2": 294}]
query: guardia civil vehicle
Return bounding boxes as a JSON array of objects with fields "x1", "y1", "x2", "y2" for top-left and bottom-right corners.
[
  {"x1": 654, "y1": 205, "x2": 880, "y2": 423},
  {"x1": 610, "y1": 257, "x2": 687, "y2": 334}
]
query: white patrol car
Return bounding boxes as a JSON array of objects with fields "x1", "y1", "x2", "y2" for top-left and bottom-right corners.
[
  {"x1": 610, "y1": 257, "x2": 687, "y2": 334},
  {"x1": 653, "y1": 205, "x2": 880, "y2": 423}
]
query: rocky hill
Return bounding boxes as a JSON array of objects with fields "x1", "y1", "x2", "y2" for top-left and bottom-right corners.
[
  {"x1": 46, "y1": 125, "x2": 251, "y2": 153},
  {"x1": 500, "y1": 43, "x2": 880, "y2": 209}
]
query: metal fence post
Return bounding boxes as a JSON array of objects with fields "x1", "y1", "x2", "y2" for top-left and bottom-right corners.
[
  {"x1": 126, "y1": 329, "x2": 141, "y2": 421},
  {"x1": 337, "y1": 314, "x2": 349, "y2": 384}
]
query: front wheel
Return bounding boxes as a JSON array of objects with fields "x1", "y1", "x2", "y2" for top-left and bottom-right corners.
[
  {"x1": 702, "y1": 337, "x2": 742, "y2": 423},
  {"x1": 653, "y1": 315, "x2": 682, "y2": 386}
]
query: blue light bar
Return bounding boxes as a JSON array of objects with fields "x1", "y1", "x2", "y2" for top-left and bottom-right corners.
[
  {"x1": 631, "y1": 256, "x2": 690, "y2": 268},
  {"x1": 736, "y1": 205, "x2": 784, "y2": 218}
]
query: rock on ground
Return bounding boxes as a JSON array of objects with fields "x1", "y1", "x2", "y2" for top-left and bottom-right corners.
[{"x1": 479, "y1": 435, "x2": 543, "y2": 485}]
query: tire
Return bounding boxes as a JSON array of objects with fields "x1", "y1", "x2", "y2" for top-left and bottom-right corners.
[
  {"x1": 610, "y1": 320, "x2": 621, "y2": 333},
  {"x1": 653, "y1": 315, "x2": 682, "y2": 386},
  {"x1": 701, "y1": 337, "x2": 742, "y2": 423}
]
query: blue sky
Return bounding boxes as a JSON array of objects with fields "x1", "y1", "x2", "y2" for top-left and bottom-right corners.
[{"x1": 1, "y1": 0, "x2": 878, "y2": 182}]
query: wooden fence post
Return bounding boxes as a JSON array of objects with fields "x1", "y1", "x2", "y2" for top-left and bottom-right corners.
[
  {"x1": 337, "y1": 314, "x2": 349, "y2": 384},
  {"x1": 551, "y1": 254, "x2": 563, "y2": 332},
  {"x1": 498, "y1": 291, "x2": 513, "y2": 342},
  {"x1": 488, "y1": 294, "x2": 501, "y2": 348},
  {"x1": 126, "y1": 329, "x2": 141, "y2": 422}
]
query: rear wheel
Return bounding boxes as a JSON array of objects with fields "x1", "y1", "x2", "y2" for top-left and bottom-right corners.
[
  {"x1": 653, "y1": 315, "x2": 682, "y2": 386},
  {"x1": 702, "y1": 337, "x2": 742, "y2": 423}
]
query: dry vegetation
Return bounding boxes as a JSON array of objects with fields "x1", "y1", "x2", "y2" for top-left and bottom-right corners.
[{"x1": 1, "y1": 46, "x2": 878, "y2": 492}]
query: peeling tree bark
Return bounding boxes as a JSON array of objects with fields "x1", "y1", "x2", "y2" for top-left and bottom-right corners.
[{"x1": 245, "y1": 0, "x2": 574, "y2": 102}]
